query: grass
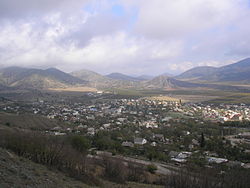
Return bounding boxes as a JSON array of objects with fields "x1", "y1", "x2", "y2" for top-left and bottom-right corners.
[
  {"x1": 102, "y1": 181, "x2": 164, "y2": 188},
  {"x1": 207, "y1": 92, "x2": 250, "y2": 104},
  {"x1": 111, "y1": 88, "x2": 250, "y2": 104},
  {"x1": 105, "y1": 88, "x2": 232, "y2": 103},
  {"x1": 0, "y1": 146, "x2": 165, "y2": 188},
  {"x1": 0, "y1": 147, "x2": 93, "y2": 188},
  {"x1": 0, "y1": 112, "x2": 65, "y2": 130}
]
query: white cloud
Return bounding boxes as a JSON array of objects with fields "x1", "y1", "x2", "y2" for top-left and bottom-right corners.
[
  {"x1": 0, "y1": 0, "x2": 250, "y2": 75},
  {"x1": 123, "y1": 0, "x2": 247, "y2": 39},
  {"x1": 0, "y1": 20, "x2": 183, "y2": 74}
]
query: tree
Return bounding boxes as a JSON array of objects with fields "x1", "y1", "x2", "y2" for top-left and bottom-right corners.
[
  {"x1": 71, "y1": 135, "x2": 90, "y2": 153},
  {"x1": 200, "y1": 132, "x2": 205, "y2": 148}
]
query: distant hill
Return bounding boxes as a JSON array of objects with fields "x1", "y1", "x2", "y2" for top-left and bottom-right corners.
[
  {"x1": 176, "y1": 66, "x2": 218, "y2": 80},
  {"x1": 72, "y1": 70, "x2": 139, "y2": 89},
  {"x1": 209, "y1": 58, "x2": 250, "y2": 82},
  {"x1": 106, "y1": 73, "x2": 143, "y2": 81},
  {"x1": 143, "y1": 75, "x2": 200, "y2": 89},
  {"x1": 0, "y1": 67, "x2": 87, "y2": 89},
  {"x1": 161, "y1": 72, "x2": 175, "y2": 77},
  {"x1": 176, "y1": 58, "x2": 250, "y2": 83},
  {"x1": 0, "y1": 83, "x2": 11, "y2": 90},
  {"x1": 143, "y1": 75, "x2": 249, "y2": 92},
  {"x1": 1, "y1": 58, "x2": 250, "y2": 91},
  {"x1": 144, "y1": 75, "x2": 176, "y2": 88},
  {"x1": 136, "y1": 75, "x2": 154, "y2": 80},
  {"x1": 71, "y1": 69, "x2": 112, "y2": 87}
]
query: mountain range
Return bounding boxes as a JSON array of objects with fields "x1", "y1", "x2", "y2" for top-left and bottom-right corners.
[
  {"x1": 0, "y1": 58, "x2": 249, "y2": 90},
  {"x1": 0, "y1": 67, "x2": 86, "y2": 89},
  {"x1": 106, "y1": 73, "x2": 151, "y2": 81},
  {"x1": 176, "y1": 58, "x2": 250, "y2": 83}
]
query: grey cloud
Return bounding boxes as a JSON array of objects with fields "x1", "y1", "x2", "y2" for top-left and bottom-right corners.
[
  {"x1": 0, "y1": 0, "x2": 250, "y2": 76},
  {"x1": 62, "y1": 13, "x2": 129, "y2": 47},
  {"x1": 0, "y1": 0, "x2": 88, "y2": 19}
]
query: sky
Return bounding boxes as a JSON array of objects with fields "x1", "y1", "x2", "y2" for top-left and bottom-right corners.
[{"x1": 0, "y1": 0, "x2": 250, "y2": 76}]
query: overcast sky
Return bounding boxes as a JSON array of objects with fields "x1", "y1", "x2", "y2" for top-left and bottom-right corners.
[{"x1": 0, "y1": 0, "x2": 250, "y2": 76}]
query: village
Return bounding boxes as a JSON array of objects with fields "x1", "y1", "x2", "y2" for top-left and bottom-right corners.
[{"x1": 1, "y1": 93, "x2": 250, "y2": 169}]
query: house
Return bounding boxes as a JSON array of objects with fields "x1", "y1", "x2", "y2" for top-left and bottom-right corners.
[
  {"x1": 238, "y1": 132, "x2": 250, "y2": 140},
  {"x1": 87, "y1": 127, "x2": 95, "y2": 136},
  {"x1": 192, "y1": 139, "x2": 199, "y2": 146},
  {"x1": 169, "y1": 151, "x2": 191, "y2": 163},
  {"x1": 188, "y1": 144, "x2": 194, "y2": 150},
  {"x1": 151, "y1": 142, "x2": 157, "y2": 147},
  {"x1": 207, "y1": 157, "x2": 228, "y2": 164},
  {"x1": 177, "y1": 152, "x2": 192, "y2": 159},
  {"x1": 122, "y1": 141, "x2": 134, "y2": 147},
  {"x1": 47, "y1": 114, "x2": 56, "y2": 119},
  {"x1": 54, "y1": 132, "x2": 66, "y2": 136},
  {"x1": 171, "y1": 158, "x2": 187, "y2": 163},
  {"x1": 243, "y1": 163, "x2": 250, "y2": 169},
  {"x1": 169, "y1": 151, "x2": 180, "y2": 158},
  {"x1": 153, "y1": 134, "x2": 165, "y2": 142},
  {"x1": 227, "y1": 161, "x2": 244, "y2": 168},
  {"x1": 134, "y1": 138, "x2": 147, "y2": 145},
  {"x1": 103, "y1": 123, "x2": 111, "y2": 129},
  {"x1": 51, "y1": 126, "x2": 62, "y2": 131},
  {"x1": 77, "y1": 124, "x2": 85, "y2": 129}
]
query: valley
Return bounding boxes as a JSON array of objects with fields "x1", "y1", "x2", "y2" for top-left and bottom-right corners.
[{"x1": 1, "y1": 58, "x2": 250, "y2": 187}]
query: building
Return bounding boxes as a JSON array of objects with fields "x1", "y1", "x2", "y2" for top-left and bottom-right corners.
[{"x1": 134, "y1": 138, "x2": 147, "y2": 145}]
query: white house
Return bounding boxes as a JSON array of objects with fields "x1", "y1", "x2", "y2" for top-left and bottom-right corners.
[{"x1": 134, "y1": 138, "x2": 147, "y2": 145}]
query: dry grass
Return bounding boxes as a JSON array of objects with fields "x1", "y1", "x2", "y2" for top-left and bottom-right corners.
[
  {"x1": 0, "y1": 112, "x2": 64, "y2": 130},
  {"x1": 48, "y1": 86, "x2": 98, "y2": 92},
  {"x1": 148, "y1": 96, "x2": 182, "y2": 102},
  {"x1": 0, "y1": 147, "x2": 92, "y2": 188}
]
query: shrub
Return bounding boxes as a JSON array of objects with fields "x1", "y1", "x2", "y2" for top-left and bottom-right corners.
[
  {"x1": 70, "y1": 135, "x2": 90, "y2": 154},
  {"x1": 147, "y1": 164, "x2": 157, "y2": 174},
  {"x1": 103, "y1": 158, "x2": 127, "y2": 183}
]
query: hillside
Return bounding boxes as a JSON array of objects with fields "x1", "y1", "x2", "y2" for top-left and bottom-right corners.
[
  {"x1": 0, "y1": 147, "x2": 164, "y2": 188},
  {"x1": 0, "y1": 83, "x2": 13, "y2": 91},
  {"x1": 143, "y1": 75, "x2": 201, "y2": 89},
  {"x1": 71, "y1": 69, "x2": 113, "y2": 88},
  {"x1": 176, "y1": 66, "x2": 218, "y2": 80},
  {"x1": 144, "y1": 75, "x2": 176, "y2": 89},
  {"x1": 176, "y1": 58, "x2": 250, "y2": 83},
  {"x1": 1, "y1": 58, "x2": 250, "y2": 91},
  {"x1": 72, "y1": 69, "x2": 137, "y2": 89},
  {"x1": 106, "y1": 73, "x2": 143, "y2": 81},
  {"x1": 136, "y1": 75, "x2": 154, "y2": 80},
  {"x1": 0, "y1": 147, "x2": 90, "y2": 188},
  {"x1": 0, "y1": 67, "x2": 87, "y2": 89},
  {"x1": 207, "y1": 58, "x2": 250, "y2": 82},
  {"x1": 0, "y1": 112, "x2": 65, "y2": 130}
]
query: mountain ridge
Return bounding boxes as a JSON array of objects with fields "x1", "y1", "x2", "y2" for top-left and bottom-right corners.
[
  {"x1": 1, "y1": 57, "x2": 250, "y2": 91},
  {"x1": 176, "y1": 58, "x2": 250, "y2": 83},
  {"x1": 0, "y1": 67, "x2": 87, "y2": 89},
  {"x1": 106, "y1": 72, "x2": 145, "y2": 81}
]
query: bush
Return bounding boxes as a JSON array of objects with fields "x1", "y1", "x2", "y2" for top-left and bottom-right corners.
[
  {"x1": 0, "y1": 130, "x2": 101, "y2": 186},
  {"x1": 103, "y1": 158, "x2": 127, "y2": 183},
  {"x1": 70, "y1": 135, "x2": 90, "y2": 153},
  {"x1": 147, "y1": 164, "x2": 157, "y2": 174},
  {"x1": 5, "y1": 122, "x2": 10, "y2": 126},
  {"x1": 127, "y1": 163, "x2": 144, "y2": 182}
]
